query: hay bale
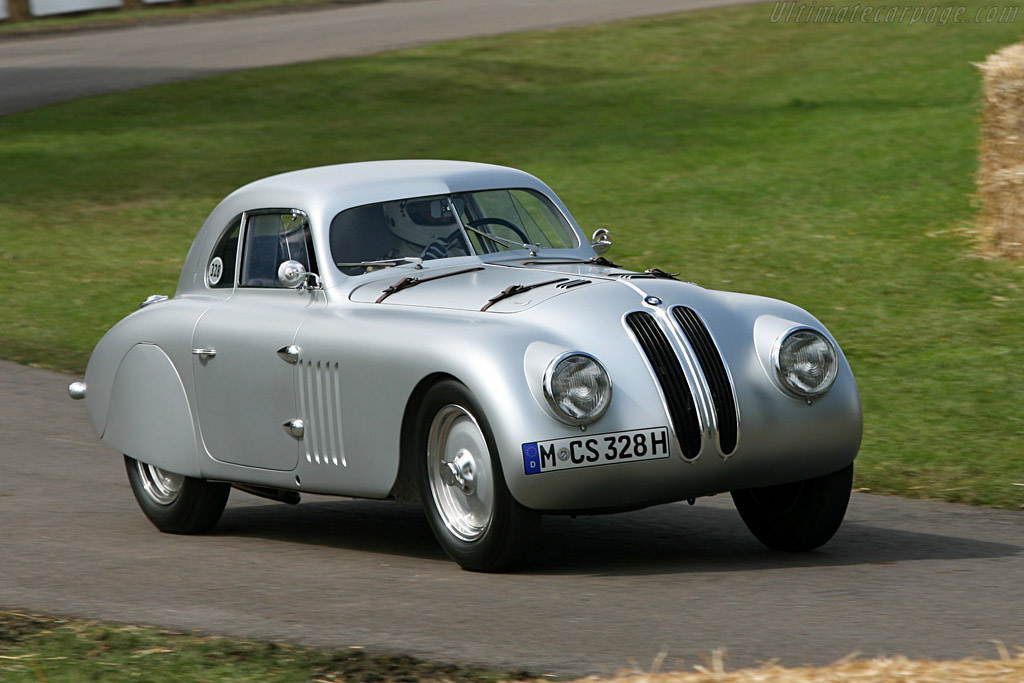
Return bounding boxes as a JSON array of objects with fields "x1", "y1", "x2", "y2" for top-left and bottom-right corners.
[
  {"x1": 583, "y1": 646, "x2": 1024, "y2": 683},
  {"x1": 977, "y1": 43, "x2": 1024, "y2": 259}
]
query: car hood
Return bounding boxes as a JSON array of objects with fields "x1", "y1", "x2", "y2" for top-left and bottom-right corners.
[{"x1": 348, "y1": 261, "x2": 722, "y2": 314}]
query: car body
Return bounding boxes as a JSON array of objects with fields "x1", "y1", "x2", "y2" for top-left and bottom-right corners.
[{"x1": 70, "y1": 160, "x2": 862, "y2": 570}]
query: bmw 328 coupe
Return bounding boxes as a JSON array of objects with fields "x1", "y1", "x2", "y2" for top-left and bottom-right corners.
[{"x1": 69, "y1": 160, "x2": 862, "y2": 571}]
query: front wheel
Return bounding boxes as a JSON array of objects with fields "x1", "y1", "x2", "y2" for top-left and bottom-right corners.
[
  {"x1": 124, "y1": 455, "x2": 230, "y2": 534},
  {"x1": 731, "y1": 463, "x2": 854, "y2": 551},
  {"x1": 415, "y1": 381, "x2": 539, "y2": 571}
]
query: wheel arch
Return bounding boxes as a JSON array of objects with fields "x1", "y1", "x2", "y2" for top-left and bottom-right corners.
[
  {"x1": 103, "y1": 343, "x2": 202, "y2": 478},
  {"x1": 390, "y1": 371, "x2": 460, "y2": 502}
]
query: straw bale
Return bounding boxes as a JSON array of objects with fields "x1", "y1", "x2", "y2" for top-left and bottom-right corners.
[
  {"x1": 976, "y1": 43, "x2": 1024, "y2": 259},
  {"x1": 575, "y1": 647, "x2": 1024, "y2": 683}
]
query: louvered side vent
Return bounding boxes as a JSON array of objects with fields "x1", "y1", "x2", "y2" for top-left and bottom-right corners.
[
  {"x1": 297, "y1": 360, "x2": 346, "y2": 467},
  {"x1": 555, "y1": 279, "x2": 591, "y2": 289},
  {"x1": 625, "y1": 311, "x2": 702, "y2": 459},
  {"x1": 672, "y1": 306, "x2": 738, "y2": 455}
]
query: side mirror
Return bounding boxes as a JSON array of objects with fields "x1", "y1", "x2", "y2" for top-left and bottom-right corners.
[
  {"x1": 591, "y1": 228, "x2": 612, "y2": 255},
  {"x1": 278, "y1": 260, "x2": 308, "y2": 289}
]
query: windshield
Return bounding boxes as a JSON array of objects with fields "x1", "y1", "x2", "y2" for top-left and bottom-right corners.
[{"x1": 331, "y1": 188, "x2": 579, "y2": 275}]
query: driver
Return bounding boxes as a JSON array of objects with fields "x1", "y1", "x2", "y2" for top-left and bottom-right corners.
[{"x1": 384, "y1": 197, "x2": 470, "y2": 261}]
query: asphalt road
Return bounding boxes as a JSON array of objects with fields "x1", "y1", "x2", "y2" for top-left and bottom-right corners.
[
  {"x1": 1, "y1": 359, "x2": 1022, "y2": 675},
  {"x1": 1, "y1": 0, "x2": 1023, "y2": 676},
  {"x1": 0, "y1": 0, "x2": 751, "y2": 116}
]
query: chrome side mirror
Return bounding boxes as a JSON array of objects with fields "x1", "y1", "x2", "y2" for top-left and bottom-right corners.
[
  {"x1": 278, "y1": 260, "x2": 323, "y2": 290},
  {"x1": 278, "y1": 260, "x2": 308, "y2": 289},
  {"x1": 591, "y1": 228, "x2": 612, "y2": 255}
]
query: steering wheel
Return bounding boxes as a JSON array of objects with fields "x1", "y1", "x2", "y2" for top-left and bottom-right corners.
[{"x1": 467, "y1": 217, "x2": 531, "y2": 244}]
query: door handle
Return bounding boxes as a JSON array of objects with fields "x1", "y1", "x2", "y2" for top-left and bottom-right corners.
[{"x1": 192, "y1": 348, "x2": 217, "y2": 359}]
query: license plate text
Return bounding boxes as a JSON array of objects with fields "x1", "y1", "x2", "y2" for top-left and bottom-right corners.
[{"x1": 522, "y1": 427, "x2": 671, "y2": 475}]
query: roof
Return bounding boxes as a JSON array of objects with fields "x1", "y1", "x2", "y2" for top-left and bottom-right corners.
[{"x1": 216, "y1": 160, "x2": 551, "y2": 223}]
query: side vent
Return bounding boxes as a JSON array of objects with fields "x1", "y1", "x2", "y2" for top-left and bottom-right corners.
[
  {"x1": 625, "y1": 311, "x2": 702, "y2": 459},
  {"x1": 673, "y1": 307, "x2": 738, "y2": 455},
  {"x1": 296, "y1": 359, "x2": 346, "y2": 467}
]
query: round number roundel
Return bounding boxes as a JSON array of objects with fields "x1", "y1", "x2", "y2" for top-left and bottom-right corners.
[{"x1": 208, "y1": 257, "x2": 224, "y2": 285}]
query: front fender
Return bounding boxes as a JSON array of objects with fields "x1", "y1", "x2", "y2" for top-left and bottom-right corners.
[{"x1": 102, "y1": 343, "x2": 202, "y2": 478}]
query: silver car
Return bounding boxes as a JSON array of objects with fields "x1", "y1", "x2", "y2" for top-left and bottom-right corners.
[{"x1": 69, "y1": 160, "x2": 862, "y2": 571}]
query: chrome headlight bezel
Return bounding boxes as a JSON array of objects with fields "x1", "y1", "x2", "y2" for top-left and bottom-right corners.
[
  {"x1": 542, "y1": 352, "x2": 612, "y2": 425},
  {"x1": 772, "y1": 327, "x2": 839, "y2": 399}
]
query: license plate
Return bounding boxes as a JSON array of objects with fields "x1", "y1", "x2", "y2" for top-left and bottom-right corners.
[{"x1": 522, "y1": 427, "x2": 671, "y2": 475}]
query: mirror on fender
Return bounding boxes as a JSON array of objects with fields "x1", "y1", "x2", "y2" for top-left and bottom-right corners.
[
  {"x1": 277, "y1": 260, "x2": 308, "y2": 288},
  {"x1": 591, "y1": 228, "x2": 612, "y2": 255}
]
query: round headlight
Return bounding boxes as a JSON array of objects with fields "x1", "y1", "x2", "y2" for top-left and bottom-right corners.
[
  {"x1": 543, "y1": 353, "x2": 612, "y2": 424},
  {"x1": 775, "y1": 329, "x2": 838, "y2": 398}
]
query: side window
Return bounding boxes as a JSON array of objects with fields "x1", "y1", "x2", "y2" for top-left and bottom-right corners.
[
  {"x1": 207, "y1": 216, "x2": 241, "y2": 289},
  {"x1": 239, "y1": 211, "x2": 318, "y2": 288}
]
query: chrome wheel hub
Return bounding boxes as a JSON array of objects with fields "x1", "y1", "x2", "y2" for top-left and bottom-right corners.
[
  {"x1": 136, "y1": 461, "x2": 184, "y2": 505},
  {"x1": 427, "y1": 405, "x2": 493, "y2": 542},
  {"x1": 441, "y1": 448, "x2": 477, "y2": 494}
]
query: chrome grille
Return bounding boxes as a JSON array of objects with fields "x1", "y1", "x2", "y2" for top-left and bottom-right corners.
[
  {"x1": 672, "y1": 306, "x2": 738, "y2": 455},
  {"x1": 625, "y1": 311, "x2": 701, "y2": 459}
]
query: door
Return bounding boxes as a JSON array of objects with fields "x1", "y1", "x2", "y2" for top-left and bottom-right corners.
[{"x1": 192, "y1": 210, "x2": 322, "y2": 471}]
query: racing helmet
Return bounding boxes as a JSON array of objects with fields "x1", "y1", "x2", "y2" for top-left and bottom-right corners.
[{"x1": 383, "y1": 197, "x2": 460, "y2": 247}]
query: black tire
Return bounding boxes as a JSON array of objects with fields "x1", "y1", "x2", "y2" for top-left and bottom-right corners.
[
  {"x1": 731, "y1": 463, "x2": 854, "y2": 552},
  {"x1": 414, "y1": 380, "x2": 539, "y2": 572},
  {"x1": 124, "y1": 455, "x2": 230, "y2": 534}
]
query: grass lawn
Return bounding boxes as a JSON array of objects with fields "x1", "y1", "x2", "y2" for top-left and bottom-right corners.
[
  {"x1": 0, "y1": 1, "x2": 1021, "y2": 508},
  {"x1": 2, "y1": 611, "x2": 1021, "y2": 682},
  {"x1": 0, "y1": 611, "x2": 531, "y2": 682}
]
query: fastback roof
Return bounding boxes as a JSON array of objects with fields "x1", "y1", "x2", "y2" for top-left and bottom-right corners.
[{"x1": 218, "y1": 160, "x2": 549, "y2": 221}]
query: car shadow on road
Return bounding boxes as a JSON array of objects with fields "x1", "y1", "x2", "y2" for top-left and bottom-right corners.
[
  {"x1": 528, "y1": 511, "x2": 1021, "y2": 576},
  {"x1": 212, "y1": 495, "x2": 1021, "y2": 576},
  {"x1": 215, "y1": 497, "x2": 448, "y2": 561}
]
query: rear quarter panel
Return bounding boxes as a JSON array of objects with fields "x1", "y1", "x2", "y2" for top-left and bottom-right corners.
[{"x1": 84, "y1": 298, "x2": 212, "y2": 475}]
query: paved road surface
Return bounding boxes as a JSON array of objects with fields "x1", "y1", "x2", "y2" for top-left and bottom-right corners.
[
  {"x1": 1, "y1": 360, "x2": 1022, "y2": 676},
  {"x1": 0, "y1": 0, "x2": 753, "y2": 116}
]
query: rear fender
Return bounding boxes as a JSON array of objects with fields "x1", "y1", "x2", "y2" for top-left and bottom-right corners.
[{"x1": 102, "y1": 343, "x2": 202, "y2": 478}]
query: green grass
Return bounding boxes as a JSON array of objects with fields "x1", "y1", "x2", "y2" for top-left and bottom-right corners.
[
  {"x1": 0, "y1": 611, "x2": 533, "y2": 682},
  {"x1": 3, "y1": 612, "x2": 1022, "y2": 682},
  {"x1": 0, "y1": 3, "x2": 1022, "y2": 508}
]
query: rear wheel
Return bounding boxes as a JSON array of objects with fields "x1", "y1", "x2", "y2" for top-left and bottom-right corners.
[
  {"x1": 124, "y1": 455, "x2": 230, "y2": 534},
  {"x1": 415, "y1": 380, "x2": 539, "y2": 571},
  {"x1": 731, "y1": 463, "x2": 853, "y2": 551}
]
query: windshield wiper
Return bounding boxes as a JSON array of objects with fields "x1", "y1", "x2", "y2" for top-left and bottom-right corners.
[
  {"x1": 375, "y1": 267, "x2": 484, "y2": 303},
  {"x1": 481, "y1": 277, "x2": 568, "y2": 312},
  {"x1": 463, "y1": 225, "x2": 541, "y2": 256},
  {"x1": 336, "y1": 256, "x2": 424, "y2": 270},
  {"x1": 642, "y1": 268, "x2": 679, "y2": 280}
]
